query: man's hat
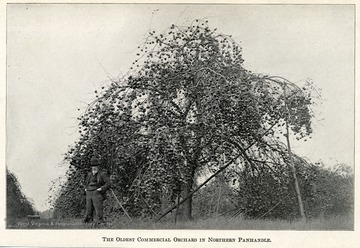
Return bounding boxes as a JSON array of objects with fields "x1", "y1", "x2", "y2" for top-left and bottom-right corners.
[{"x1": 90, "y1": 157, "x2": 101, "y2": 166}]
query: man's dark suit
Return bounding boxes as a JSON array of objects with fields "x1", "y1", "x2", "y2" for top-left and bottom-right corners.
[{"x1": 83, "y1": 171, "x2": 110, "y2": 223}]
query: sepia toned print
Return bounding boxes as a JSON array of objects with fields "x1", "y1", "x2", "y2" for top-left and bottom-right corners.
[{"x1": 2, "y1": 2, "x2": 358, "y2": 248}]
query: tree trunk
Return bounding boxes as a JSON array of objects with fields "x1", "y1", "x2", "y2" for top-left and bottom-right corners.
[
  {"x1": 182, "y1": 181, "x2": 193, "y2": 220},
  {"x1": 179, "y1": 162, "x2": 196, "y2": 221},
  {"x1": 160, "y1": 186, "x2": 170, "y2": 215}
]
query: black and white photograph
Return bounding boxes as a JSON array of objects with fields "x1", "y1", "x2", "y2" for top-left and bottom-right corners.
[{"x1": 1, "y1": 2, "x2": 358, "y2": 247}]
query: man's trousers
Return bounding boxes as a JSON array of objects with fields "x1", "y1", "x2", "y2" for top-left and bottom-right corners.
[{"x1": 84, "y1": 190, "x2": 104, "y2": 223}]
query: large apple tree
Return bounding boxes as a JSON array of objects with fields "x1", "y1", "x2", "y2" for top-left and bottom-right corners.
[{"x1": 55, "y1": 20, "x2": 315, "y2": 220}]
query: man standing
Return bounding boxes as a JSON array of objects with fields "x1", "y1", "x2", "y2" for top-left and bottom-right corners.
[{"x1": 83, "y1": 157, "x2": 110, "y2": 225}]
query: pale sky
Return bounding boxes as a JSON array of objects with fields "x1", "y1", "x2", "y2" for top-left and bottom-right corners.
[{"x1": 6, "y1": 4, "x2": 354, "y2": 211}]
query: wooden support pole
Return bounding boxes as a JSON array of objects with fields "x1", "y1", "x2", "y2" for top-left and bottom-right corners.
[
  {"x1": 110, "y1": 189, "x2": 132, "y2": 221},
  {"x1": 283, "y1": 83, "x2": 306, "y2": 221}
]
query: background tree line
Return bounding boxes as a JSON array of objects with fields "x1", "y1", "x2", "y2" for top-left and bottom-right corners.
[{"x1": 7, "y1": 169, "x2": 36, "y2": 224}]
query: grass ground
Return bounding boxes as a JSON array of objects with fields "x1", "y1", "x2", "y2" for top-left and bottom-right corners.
[{"x1": 7, "y1": 214, "x2": 353, "y2": 230}]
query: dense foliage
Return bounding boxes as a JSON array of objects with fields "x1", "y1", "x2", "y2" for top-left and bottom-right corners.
[
  {"x1": 193, "y1": 162, "x2": 353, "y2": 220},
  {"x1": 51, "y1": 20, "x2": 336, "y2": 221},
  {"x1": 7, "y1": 169, "x2": 36, "y2": 223},
  {"x1": 236, "y1": 161, "x2": 353, "y2": 220}
]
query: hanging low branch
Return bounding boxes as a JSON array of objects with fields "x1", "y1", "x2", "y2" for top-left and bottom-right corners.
[{"x1": 155, "y1": 120, "x2": 278, "y2": 222}]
